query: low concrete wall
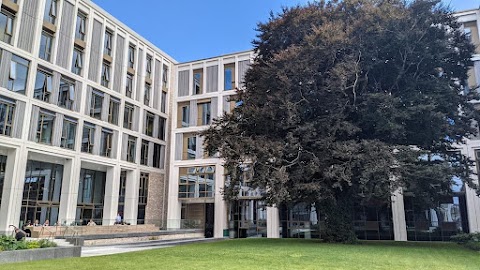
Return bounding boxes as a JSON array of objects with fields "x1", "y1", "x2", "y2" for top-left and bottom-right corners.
[{"x1": 0, "y1": 246, "x2": 81, "y2": 264}]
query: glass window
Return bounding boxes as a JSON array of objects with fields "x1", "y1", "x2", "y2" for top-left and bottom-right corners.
[
  {"x1": 36, "y1": 110, "x2": 55, "y2": 145},
  {"x1": 0, "y1": 97, "x2": 15, "y2": 137},
  {"x1": 123, "y1": 103, "x2": 134, "y2": 130},
  {"x1": 126, "y1": 74, "x2": 133, "y2": 98},
  {"x1": 140, "y1": 140, "x2": 149, "y2": 165},
  {"x1": 0, "y1": 9, "x2": 14, "y2": 44},
  {"x1": 75, "y1": 11, "x2": 87, "y2": 41},
  {"x1": 39, "y1": 31, "x2": 53, "y2": 62},
  {"x1": 198, "y1": 102, "x2": 211, "y2": 125},
  {"x1": 101, "y1": 61, "x2": 111, "y2": 87},
  {"x1": 128, "y1": 44, "x2": 135, "y2": 69},
  {"x1": 118, "y1": 171, "x2": 127, "y2": 214},
  {"x1": 100, "y1": 128, "x2": 113, "y2": 157},
  {"x1": 21, "y1": 161, "x2": 63, "y2": 226},
  {"x1": 186, "y1": 136, "x2": 196, "y2": 160},
  {"x1": 193, "y1": 69, "x2": 203, "y2": 95},
  {"x1": 162, "y1": 64, "x2": 168, "y2": 86},
  {"x1": 224, "y1": 63, "x2": 235, "y2": 90},
  {"x1": 71, "y1": 47, "x2": 83, "y2": 75},
  {"x1": 158, "y1": 117, "x2": 166, "y2": 141},
  {"x1": 0, "y1": 155, "x2": 7, "y2": 209},
  {"x1": 161, "y1": 91, "x2": 167, "y2": 113},
  {"x1": 178, "y1": 167, "x2": 215, "y2": 198},
  {"x1": 43, "y1": 0, "x2": 58, "y2": 25},
  {"x1": 81, "y1": 123, "x2": 95, "y2": 153},
  {"x1": 104, "y1": 29, "x2": 113, "y2": 56},
  {"x1": 146, "y1": 55, "x2": 152, "y2": 79},
  {"x1": 137, "y1": 173, "x2": 149, "y2": 224},
  {"x1": 153, "y1": 144, "x2": 164, "y2": 169},
  {"x1": 58, "y1": 77, "x2": 75, "y2": 110},
  {"x1": 61, "y1": 117, "x2": 77, "y2": 150},
  {"x1": 145, "y1": 112, "x2": 154, "y2": 137},
  {"x1": 90, "y1": 90, "x2": 103, "y2": 119},
  {"x1": 33, "y1": 69, "x2": 53, "y2": 102},
  {"x1": 76, "y1": 169, "x2": 106, "y2": 225},
  {"x1": 464, "y1": 28, "x2": 472, "y2": 41},
  {"x1": 181, "y1": 104, "x2": 189, "y2": 127},
  {"x1": 127, "y1": 136, "x2": 136, "y2": 163},
  {"x1": 144, "y1": 83, "x2": 151, "y2": 106},
  {"x1": 8, "y1": 55, "x2": 30, "y2": 95},
  {"x1": 108, "y1": 97, "x2": 120, "y2": 125}
]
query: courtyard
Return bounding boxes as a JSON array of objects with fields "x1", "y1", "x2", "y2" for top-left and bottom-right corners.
[{"x1": 4, "y1": 239, "x2": 479, "y2": 270}]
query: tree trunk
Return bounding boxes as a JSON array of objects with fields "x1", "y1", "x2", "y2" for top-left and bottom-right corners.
[{"x1": 321, "y1": 195, "x2": 357, "y2": 243}]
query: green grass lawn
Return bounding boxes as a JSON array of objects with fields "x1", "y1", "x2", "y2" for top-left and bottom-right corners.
[{"x1": 4, "y1": 239, "x2": 480, "y2": 270}]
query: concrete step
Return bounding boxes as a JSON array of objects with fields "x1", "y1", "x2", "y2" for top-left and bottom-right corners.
[{"x1": 52, "y1": 238, "x2": 75, "y2": 247}]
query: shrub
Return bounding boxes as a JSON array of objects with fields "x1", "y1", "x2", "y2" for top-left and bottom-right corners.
[
  {"x1": 451, "y1": 233, "x2": 480, "y2": 251},
  {"x1": 26, "y1": 241, "x2": 40, "y2": 249},
  {"x1": 38, "y1": 239, "x2": 57, "y2": 248}
]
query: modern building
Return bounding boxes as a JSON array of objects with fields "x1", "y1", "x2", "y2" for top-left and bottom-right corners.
[
  {"x1": 0, "y1": 0, "x2": 173, "y2": 234},
  {"x1": 0, "y1": 0, "x2": 479, "y2": 242}
]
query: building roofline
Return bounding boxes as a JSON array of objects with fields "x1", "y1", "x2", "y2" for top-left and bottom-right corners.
[
  {"x1": 454, "y1": 8, "x2": 479, "y2": 16},
  {"x1": 177, "y1": 49, "x2": 255, "y2": 65},
  {"x1": 85, "y1": 0, "x2": 179, "y2": 64}
]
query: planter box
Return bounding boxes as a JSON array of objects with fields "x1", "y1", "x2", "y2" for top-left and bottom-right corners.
[{"x1": 0, "y1": 246, "x2": 81, "y2": 264}]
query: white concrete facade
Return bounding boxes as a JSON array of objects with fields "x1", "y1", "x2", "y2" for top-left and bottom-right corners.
[{"x1": 0, "y1": 0, "x2": 172, "y2": 234}]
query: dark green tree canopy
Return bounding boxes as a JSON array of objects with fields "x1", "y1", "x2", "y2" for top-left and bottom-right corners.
[{"x1": 202, "y1": 0, "x2": 478, "y2": 241}]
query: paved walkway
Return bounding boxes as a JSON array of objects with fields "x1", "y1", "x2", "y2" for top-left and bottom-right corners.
[{"x1": 81, "y1": 238, "x2": 221, "y2": 257}]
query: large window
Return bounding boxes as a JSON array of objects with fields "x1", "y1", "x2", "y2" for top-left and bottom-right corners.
[
  {"x1": 108, "y1": 97, "x2": 120, "y2": 125},
  {"x1": 0, "y1": 9, "x2": 14, "y2": 44},
  {"x1": 125, "y1": 74, "x2": 133, "y2": 98},
  {"x1": 128, "y1": 44, "x2": 135, "y2": 69},
  {"x1": 39, "y1": 31, "x2": 53, "y2": 62},
  {"x1": 33, "y1": 69, "x2": 53, "y2": 102},
  {"x1": 126, "y1": 136, "x2": 136, "y2": 163},
  {"x1": 123, "y1": 103, "x2": 134, "y2": 130},
  {"x1": 100, "y1": 128, "x2": 113, "y2": 157},
  {"x1": 71, "y1": 47, "x2": 83, "y2": 75},
  {"x1": 144, "y1": 83, "x2": 151, "y2": 106},
  {"x1": 90, "y1": 90, "x2": 104, "y2": 119},
  {"x1": 184, "y1": 136, "x2": 196, "y2": 160},
  {"x1": 104, "y1": 29, "x2": 113, "y2": 56},
  {"x1": 224, "y1": 63, "x2": 235, "y2": 90},
  {"x1": 153, "y1": 144, "x2": 165, "y2": 169},
  {"x1": 118, "y1": 171, "x2": 127, "y2": 215},
  {"x1": 76, "y1": 169, "x2": 106, "y2": 225},
  {"x1": 198, "y1": 102, "x2": 211, "y2": 126},
  {"x1": 58, "y1": 77, "x2": 75, "y2": 110},
  {"x1": 43, "y1": 0, "x2": 58, "y2": 25},
  {"x1": 178, "y1": 102, "x2": 189, "y2": 128},
  {"x1": 161, "y1": 91, "x2": 167, "y2": 113},
  {"x1": 140, "y1": 140, "x2": 149, "y2": 166},
  {"x1": 101, "y1": 61, "x2": 111, "y2": 87},
  {"x1": 144, "y1": 112, "x2": 154, "y2": 137},
  {"x1": 0, "y1": 155, "x2": 7, "y2": 209},
  {"x1": 146, "y1": 55, "x2": 152, "y2": 79},
  {"x1": 158, "y1": 117, "x2": 166, "y2": 141},
  {"x1": 8, "y1": 55, "x2": 30, "y2": 95},
  {"x1": 193, "y1": 69, "x2": 203, "y2": 95},
  {"x1": 162, "y1": 64, "x2": 168, "y2": 87},
  {"x1": 74, "y1": 11, "x2": 87, "y2": 41},
  {"x1": 137, "y1": 173, "x2": 149, "y2": 224},
  {"x1": 20, "y1": 160, "x2": 63, "y2": 226},
  {"x1": 81, "y1": 122, "x2": 95, "y2": 153},
  {"x1": 0, "y1": 97, "x2": 15, "y2": 137},
  {"x1": 178, "y1": 166, "x2": 215, "y2": 198},
  {"x1": 36, "y1": 110, "x2": 55, "y2": 145},
  {"x1": 61, "y1": 117, "x2": 77, "y2": 150}
]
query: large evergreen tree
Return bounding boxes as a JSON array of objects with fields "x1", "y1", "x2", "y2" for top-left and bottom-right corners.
[{"x1": 202, "y1": 0, "x2": 479, "y2": 242}]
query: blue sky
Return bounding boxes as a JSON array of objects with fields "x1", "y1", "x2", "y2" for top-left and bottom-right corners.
[{"x1": 93, "y1": 0, "x2": 480, "y2": 62}]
